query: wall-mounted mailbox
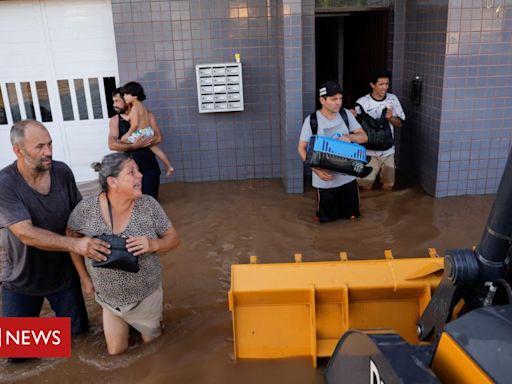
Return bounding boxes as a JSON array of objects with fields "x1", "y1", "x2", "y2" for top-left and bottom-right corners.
[{"x1": 195, "y1": 62, "x2": 244, "y2": 113}]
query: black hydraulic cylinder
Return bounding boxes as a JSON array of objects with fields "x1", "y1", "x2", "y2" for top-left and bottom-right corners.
[{"x1": 469, "y1": 147, "x2": 512, "y2": 309}]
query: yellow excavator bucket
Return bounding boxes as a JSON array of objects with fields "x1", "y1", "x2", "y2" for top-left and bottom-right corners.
[{"x1": 228, "y1": 249, "x2": 444, "y2": 367}]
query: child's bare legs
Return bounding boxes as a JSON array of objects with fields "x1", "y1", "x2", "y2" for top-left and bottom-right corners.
[{"x1": 150, "y1": 145, "x2": 174, "y2": 176}]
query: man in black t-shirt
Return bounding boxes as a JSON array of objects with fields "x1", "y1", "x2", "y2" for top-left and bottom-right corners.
[
  {"x1": 108, "y1": 88, "x2": 162, "y2": 199},
  {"x1": 0, "y1": 120, "x2": 111, "y2": 338}
]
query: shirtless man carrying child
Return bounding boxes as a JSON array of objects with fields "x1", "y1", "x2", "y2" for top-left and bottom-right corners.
[{"x1": 119, "y1": 82, "x2": 174, "y2": 177}]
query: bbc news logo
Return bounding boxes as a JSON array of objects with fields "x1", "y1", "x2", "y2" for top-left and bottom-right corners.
[{"x1": 0, "y1": 317, "x2": 71, "y2": 358}]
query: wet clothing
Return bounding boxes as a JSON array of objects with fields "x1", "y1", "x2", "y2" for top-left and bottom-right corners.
[
  {"x1": 67, "y1": 194, "x2": 172, "y2": 308},
  {"x1": 0, "y1": 161, "x2": 81, "y2": 295},
  {"x1": 2, "y1": 276, "x2": 89, "y2": 335},
  {"x1": 0, "y1": 160, "x2": 89, "y2": 333},
  {"x1": 355, "y1": 93, "x2": 404, "y2": 188},
  {"x1": 316, "y1": 180, "x2": 360, "y2": 222},
  {"x1": 141, "y1": 168, "x2": 161, "y2": 200},
  {"x1": 299, "y1": 110, "x2": 362, "y2": 222},
  {"x1": 96, "y1": 283, "x2": 163, "y2": 338},
  {"x1": 118, "y1": 115, "x2": 161, "y2": 199},
  {"x1": 357, "y1": 154, "x2": 395, "y2": 189}
]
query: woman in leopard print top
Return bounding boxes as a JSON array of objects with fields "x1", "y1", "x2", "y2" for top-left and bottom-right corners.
[{"x1": 67, "y1": 153, "x2": 179, "y2": 355}]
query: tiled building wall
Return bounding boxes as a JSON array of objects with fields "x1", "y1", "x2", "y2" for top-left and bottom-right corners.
[
  {"x1": 277, "y1": 0, "x2": 305, "y2": 193},
  {"x1": 112, "y1": 0, "x2": 512, "y2": 197},
  {"x1": 387, "y1": 1, "x2": 405, "y2": 169},
  {"x1": 298, "y1": 0, "x2": 315, "y2": 192},
  {"x1": 388, "y1": 1, "x2": 405, "y2": 95},
  {"x1": 437, "y1": 1, "x2": 512, "y2": 196},
  {"x1": 111, "y1": 0, "x2": 282, "y2": 184},
  {"x1": 302, "y1": 0, "x2": 315, "y2": 123},
  {"x1": 395, "y1": 0, "x2": 512, "y2": 197},
  {"x1": 277, "y1": 0, "x2": 286, "y2": 190},
  {"x1": 398, "y1": 0, "x2": 449, "y2": 196}
]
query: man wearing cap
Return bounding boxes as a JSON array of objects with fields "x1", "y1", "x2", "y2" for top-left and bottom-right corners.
[
  {"x1": 353, "y1": 68, "x2": 405, "y2": 191},
  {"x1": 298, "y1": 80, "x2": 368, "y2": 223}
]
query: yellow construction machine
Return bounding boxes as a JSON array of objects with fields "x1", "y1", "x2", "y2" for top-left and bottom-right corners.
[{"x1": 228, "y1": 149, "x2": 512, "y2": 383}]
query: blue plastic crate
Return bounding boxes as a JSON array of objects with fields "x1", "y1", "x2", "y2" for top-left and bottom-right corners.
[{"x1": 310, "y1": 135, "x2": 368, "y2": 163}]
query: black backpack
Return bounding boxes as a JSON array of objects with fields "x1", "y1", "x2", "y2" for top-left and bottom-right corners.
[
  {"x1": 355, "y1": 103, "x2": 394, "y2": 151},
  {"x1": 309, "y1": 109, "x2": 350, "y2": 135}
]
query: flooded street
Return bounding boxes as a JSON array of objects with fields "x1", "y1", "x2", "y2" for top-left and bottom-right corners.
[{"x1": 0, "y1": 179, "x2": 494, "y2": 383}]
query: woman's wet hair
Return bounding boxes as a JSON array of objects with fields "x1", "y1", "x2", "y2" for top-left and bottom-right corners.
[
  {"x1": 92, "y1": 153, "x2": 131, "y2": 192},
  {"x1": 120, "y1": 81, "x2": 146, "y2": 101}
]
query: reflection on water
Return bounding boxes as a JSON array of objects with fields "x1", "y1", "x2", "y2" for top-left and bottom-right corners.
[{"x1": 1, "y1": 179, "x2": 494, "y2": 383}]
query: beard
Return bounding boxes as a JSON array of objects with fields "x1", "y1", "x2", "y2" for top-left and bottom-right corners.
[{"x1": 34, "y1": 157, "x2": 52, "y2": 172}]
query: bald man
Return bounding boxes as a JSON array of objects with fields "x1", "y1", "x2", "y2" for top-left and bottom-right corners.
[{"x1": 0, "y1": 120, "x2": 110, "y2": 337}]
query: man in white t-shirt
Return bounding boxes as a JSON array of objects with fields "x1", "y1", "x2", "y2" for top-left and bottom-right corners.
[
  {"x1": 353, "y1": 69, "x2": 405, "y2": 191},
  {"x1": 298, "y1": 81, "x2": 368, "y2": 222}
]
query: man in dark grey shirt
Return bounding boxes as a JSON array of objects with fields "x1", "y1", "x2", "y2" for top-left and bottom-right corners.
[{"x1": 0, "y1": 120, "x2": 111, "y2": 337}]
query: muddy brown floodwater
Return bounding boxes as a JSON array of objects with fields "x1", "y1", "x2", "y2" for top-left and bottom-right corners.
[{"x1": 0, "y1": 179, "x2": 494, "y2": 383}]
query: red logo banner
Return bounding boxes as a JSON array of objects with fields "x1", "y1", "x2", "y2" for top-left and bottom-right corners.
[{"x1": 0, "y1": 317, "x2": 71, "y2": 358}]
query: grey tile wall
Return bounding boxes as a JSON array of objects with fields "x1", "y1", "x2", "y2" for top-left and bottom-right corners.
[
  {"x1": 299, "y1": 0, "x2": 315, "y2": 192},
  {"x1": 394, "y1": 0, "x2": 512, "y2": 197},
  {"x1": 277, "y1": 0, "x2": 306, "y2": 193},
  {"x1": 388, "y1": 0, "x2": 405, "y2": 169},
  {"x1": 302, "y1": 0, "x2": 315, "y2": 121},
  {"x1": 112, "y1": 0, "x2": 282, "y2": 185},
  {"x1": 437, "y1": 0, "x2": 512, "y2": 197},
  {"x1": 397, "y1": 0, "x2": 449, "y2": 196},
  {"x1": 112, "y1": 0, "x2": 512, "y2": 197},
  {"x1": 389, "y1": 0, "x2": 405, "y2": 95}
]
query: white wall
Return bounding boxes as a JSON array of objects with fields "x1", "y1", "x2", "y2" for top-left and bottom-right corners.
[{"x1": 0, "y1": 0, "x2": 119, "y2": 182}]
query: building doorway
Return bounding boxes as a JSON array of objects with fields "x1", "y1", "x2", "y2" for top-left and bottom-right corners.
[
  {"x1": 0, "y1": 0, "x2": 119, "y2": 182},
  {"x1": 315, "y1": 10, "x2": 388, "y2": 109}
]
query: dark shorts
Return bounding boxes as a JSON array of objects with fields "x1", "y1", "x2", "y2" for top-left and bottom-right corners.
[
  {"x1": 141, "y1": 168, "x2": 161, "y2": 200},
  {"x1": 2, "y1": 276, "x2": 89, "y2": 335},
  {"x1": 316, "y1": 180, "x2": 360, "y2": 223}
]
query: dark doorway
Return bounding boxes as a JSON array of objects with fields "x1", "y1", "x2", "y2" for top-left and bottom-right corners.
[
  {"x1": 315, "y1": 10, "x2": 388, "y2": 109},
  {"x1": 103, "y1": 76, "x2": 117, "y2": 118}
]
